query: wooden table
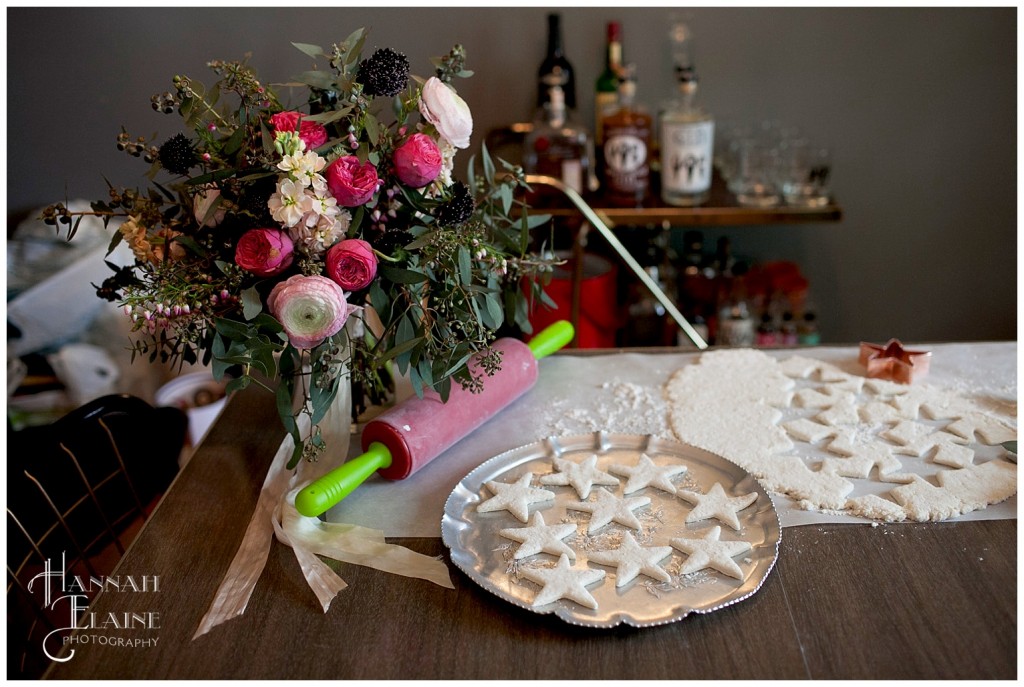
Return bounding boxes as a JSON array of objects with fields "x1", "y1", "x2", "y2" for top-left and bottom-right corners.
[{"x1": 44, "y1": 380, "x2": 1016, "y2": 680}]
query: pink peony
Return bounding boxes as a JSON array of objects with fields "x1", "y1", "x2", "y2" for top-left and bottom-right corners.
[
  {"x1": 325, "y1": 238, "x2": 378, "y2": 291},
  {"x1": 269, "y1": 110, "x2": 328, "y2": 150},
  {"x1": 324, "y1": 156, "x2": 380, "y2": 207},
  {"x1": 234, "y1": 228, "x2": 294, "y2": 277},
  {"x1": 418, "y1": 77, "x2": 473, "y2": 149},
  {"x1": 267, "y1": 275, "x2": 353, "y2": 349},
  {"x1": 392, "y1": 133, "x2": 443, "y2": 188}
]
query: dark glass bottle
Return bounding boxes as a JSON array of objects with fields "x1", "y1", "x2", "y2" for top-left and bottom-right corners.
[{"x1": 537, "y1": 13, "x2": 577, "y2": 110}]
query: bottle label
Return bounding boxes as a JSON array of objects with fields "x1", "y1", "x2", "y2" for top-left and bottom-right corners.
[
  {"x1": 661, "y1": 120, "x2": 714, "y2": 194},
  {"x1": 603, "y1": 132, "x2": 649, "y2": 193}
]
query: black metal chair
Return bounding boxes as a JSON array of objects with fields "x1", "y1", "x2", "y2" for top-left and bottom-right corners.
[{"x1": 6, "y1": 394, "x2": 185, "y2": 679}]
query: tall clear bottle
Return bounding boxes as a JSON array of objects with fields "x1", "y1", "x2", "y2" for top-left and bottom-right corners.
[
  {"x1": 537, "y1": 13, "x2": 576, "y2": 110},
  {"x1": 659, "y1": 22, "x2": 715, "y2": 206}
]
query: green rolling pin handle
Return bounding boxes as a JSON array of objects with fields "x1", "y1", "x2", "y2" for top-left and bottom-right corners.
[
  {"x1": 528, "y1": 320, "x2": 575, "y2": 359},
  {"x1": 294, "y1": 442, "x2": 392, "y2": 518}
]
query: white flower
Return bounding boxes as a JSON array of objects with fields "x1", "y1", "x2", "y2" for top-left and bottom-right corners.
[
  {"x1": 279, "y1": 150, "x2": 328, "y2": 191},
  {"x1": 419, "y1": 77, "x2": 473, "y2": 149},
  {"x1": 289, "y1": 207, "x2": 352, "y2": 254},
  {"x1": 269, "y1": 178, "x2": 314, "y2": 228}
]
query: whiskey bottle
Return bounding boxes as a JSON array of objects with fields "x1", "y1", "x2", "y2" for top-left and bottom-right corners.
[
  {"x1": 600, "y1": 68, "x2": 651, "y2": 207},
  {"x1": 523, "y1": 84, "x2": 591, "y2": 195},
  {"x1": 594, "y1": 21, "x2": 623, "y2": 149},
  {"x1": 537, "y1": 13, "x2": 576, "y2": 110},
  {"x1": 659, "y1": 22, "x2": 715, "y2": 206}
]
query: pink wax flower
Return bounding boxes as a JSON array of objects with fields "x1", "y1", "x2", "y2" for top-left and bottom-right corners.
[
  {"x1": 325, "y1": 156, "x2": 380, "y2": 207},
  {"x1": 392, "y1": 133, "x2": 443, "y2": 188},
  {"x1": 234, "y1": 228, "x2": 294, "y2": 277},
  {"x1": 267, "y1": 274, "x2": 353, "y2": 349},
  {"x1": 418, "y1": 77, "x2": 473, "y2": 149},
  {"x1": 269, "y1": 110, "x2": 328, "y2": 150},
  {"x1": 326, "y1": 238, "x2": 378, "y2": 291}
]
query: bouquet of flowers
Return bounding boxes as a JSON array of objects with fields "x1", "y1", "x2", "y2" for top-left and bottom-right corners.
[{"x1": 43, "y1": 28, "x2": 556, "y2": 468}]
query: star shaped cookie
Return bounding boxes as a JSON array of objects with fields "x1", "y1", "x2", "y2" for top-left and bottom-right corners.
[
  {"x1": 677, "y1": 482, "x2": 758, "y2": 530},
  {"x1": 566, "y1": 488, "x2": 650, "y2": 534},
  {"x1": 608, "y1": 452, "x2": 688, "y2": 495},
  {"x1": 669, "y1": 526, "x2": 752, "y2": 580},
  {"x1": 539, "y1": 454, "x2": 619, "y2": 499},
  {"x1": 587, "y1": 532, "x2": 673, "y2": 587},
  {"x1": 478, "y1": 473, "x2": 555, "y2": 522},
  {"x1": 518, "y1": 553, "x2": 606, "y2": 609},
  {"x1": 498, "y1": 512, "x2": 579, "y2": 560}
]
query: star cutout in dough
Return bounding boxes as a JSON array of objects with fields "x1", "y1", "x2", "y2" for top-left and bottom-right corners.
[
  {"x1": 608, "y1": 452, "x2": 687, "y2": 495},
  {"x1": 518, "y1": 553, "x2": 606, "y2": 609},
  {"x1": 566, "y1": 488, "x2": 650, "y2": 534},
  {"x1": 677, "y1": 482, "x2": 758, "y2": 530},
  {"x1": 670, "y1": 525, "x2": 752, "y2": 580},
  {"x1": 498, "y1": 512, "x2": 579, "y2": 560},
  {"x1": 587, "y1": 532, "x2": 673, "y2": 587},
  {"x1": 539, "y1": 454, "x2": 619, "y2": 499},
  {"x1": 478, "y1": 473, "x2": 555, "y2": 522}
]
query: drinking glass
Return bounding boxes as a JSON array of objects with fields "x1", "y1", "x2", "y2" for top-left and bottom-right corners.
[
  {"x1": 733, "y1": 139, "x2": 782, "y2": 207},
  {"x1": 780, "y1": 139, "x2": 831, "y2": 207}
]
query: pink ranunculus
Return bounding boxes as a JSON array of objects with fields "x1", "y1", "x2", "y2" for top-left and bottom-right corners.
[
  {"x1": 325, "y1": 238, "x2": 378, "y2": 292},
  {"x1": 269, "y1": 110, "x2": 329, "y2": 150},
  {"x1": 234, "y1": 228, "x2": 295, "y2": 277},
  {"x1": 392, "y1": 133, "x2": 443, "y2": 188},
  {"x1": 418, "y1": 77, "x2": 473, "y2": 149},
  {"x1": 324, "y1": 156, "x2": 380, "y2": 207},
  {"x1": 267, "y1": 275, "x2": 352, "y2": 349}
]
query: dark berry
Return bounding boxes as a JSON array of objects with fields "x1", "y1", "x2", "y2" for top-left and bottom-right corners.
[
  {"x1": 158, "y1": 133, "x2": 197, "y2": 175},
  {"x1": 357, "y1": 48, "x2": 410, "y2": 97},
  {"x1": 434, "y1": 182, "x2": 474, "y2": 226}
]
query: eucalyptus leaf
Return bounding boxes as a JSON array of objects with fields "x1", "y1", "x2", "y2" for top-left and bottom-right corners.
[
  {"x1": 292, "y1": 42, "x2": 325, "y2": 59},
  {"x1": 241, "y1": 286, "x2": 262, "y2": 320},
  {"x1": 294, "y1": 70, "x2": 338, "y2": 91},
  {"x1": 380, "y1": 265, "x2": 429, "y2": 284},
  {"x1": 457, "y1": 246, "x2": 473, "y2": 286},
  {"x1": 225, "y1": 376, "x2": 252, "y2": 394}
]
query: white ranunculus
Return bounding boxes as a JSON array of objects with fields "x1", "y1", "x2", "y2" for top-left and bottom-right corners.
[{"x1": 418, "y1": 77, "x2": 473, "y2": 149}]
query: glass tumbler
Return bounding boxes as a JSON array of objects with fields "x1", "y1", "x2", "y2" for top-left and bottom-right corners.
[
  {"x1": 780, "y1": 139, "x2": 831, "y2": 207},
  {"x1": 733, "y1": 139, "x2": 782, "y2": 207}
]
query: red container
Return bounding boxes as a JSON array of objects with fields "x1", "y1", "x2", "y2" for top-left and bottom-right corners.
[{"x1": 528, "y1": 252, "x2": 622, "y2": 348}]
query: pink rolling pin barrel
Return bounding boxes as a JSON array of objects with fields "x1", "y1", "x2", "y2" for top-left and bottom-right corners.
[{"x1": 363, "y1": 337, "x2": 538, "y2": 480}]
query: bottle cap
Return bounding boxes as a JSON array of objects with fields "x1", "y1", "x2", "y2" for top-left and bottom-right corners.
[{"x1": 607, "y1": 21, "x2": 621, "y2": 42}]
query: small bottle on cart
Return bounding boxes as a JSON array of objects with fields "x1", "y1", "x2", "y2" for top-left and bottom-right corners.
[{"x1": 600, "y1": 66, "x2": 652, "y2": 207}]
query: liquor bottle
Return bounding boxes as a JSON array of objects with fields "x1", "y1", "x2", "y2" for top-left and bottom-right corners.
[
  {"x1": 659, "y1": 21, "x2": 715, "y2": 206},
  {"x1": 523, "y1": 84, "x2": 591, "y2": 195},
  {"x1": 594, "y1": 21, "x2": 623, "y2": 149},
  {"x1": 600, "y1": 67, "x2": 652, "y2": 207},
  {"x1": 537, "y1": 13, "x2": 576, "y2": 111}
]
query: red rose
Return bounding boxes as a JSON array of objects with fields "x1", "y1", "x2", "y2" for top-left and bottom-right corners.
[
  {"x1": 392, "y1": 133, "x2": 443, "y2": 188},
  {"x1": 269, "y1": 110, "x2": 328, "y2": 150},
  {"x1": 235, "y1": 228, "x2": 294, "y2": 277},
  {"x1": 324, "y1": 156, "x2": 380, "y2": 207},
  {"x1": 325, "y1": 238, "x2": 378, "y2": 291}
]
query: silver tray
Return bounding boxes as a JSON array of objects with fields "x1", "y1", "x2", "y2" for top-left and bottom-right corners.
[{"x1": 441, "y1": 432, "x2": 781, "y2": 628}]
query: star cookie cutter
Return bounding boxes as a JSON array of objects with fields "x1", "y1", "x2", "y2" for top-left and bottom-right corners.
[{"x1": 858, "y1": 339, "x2": 931, "y2": 384}]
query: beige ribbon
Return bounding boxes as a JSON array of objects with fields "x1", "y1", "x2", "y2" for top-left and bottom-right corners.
[{"x1": 193, "y1": 410, "x2": 453, "y2": 640}]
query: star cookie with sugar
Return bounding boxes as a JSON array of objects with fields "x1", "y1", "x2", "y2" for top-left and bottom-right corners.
[
  {"x1": 478, "y1": 473, "x2": 555, "y2": 522},
  {"x1": 677, "y1": 482, "x2": 758, "y2": 530},
  {"x1": 670, "y1": 525, "x2": 752, "y2": 580},
  {"x1": 566, "y1": 489, "x2": 650, "y2": 534},
  {"x1": 607, "y1": 452, "x2": 688, "y2": 494},
  {"x1": 587, "y1": 532, "x2": 673, "y2": 587},
  {"x1": 539, "y1": 454, "x2": 619, "y2": 499},
  {"x1": 498, "y1": 512, "x2": 579, "y2": 560},
  {"x1": 519, "y1": 553, "x2": 606, "y2": 609}
]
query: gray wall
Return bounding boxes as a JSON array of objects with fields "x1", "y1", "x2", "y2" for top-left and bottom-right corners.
[{"x1": 8, "y1": 7, "x2": 1016, "y2": 344}]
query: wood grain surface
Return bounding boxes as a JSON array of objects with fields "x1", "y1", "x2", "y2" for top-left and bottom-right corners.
[{"x1": 43, "y1": 385, "x2": 1016, "y2": 680}]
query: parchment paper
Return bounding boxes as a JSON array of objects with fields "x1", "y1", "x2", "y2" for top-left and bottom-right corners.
[{"x1": 325, "y1": 342, "x2": 1017, "y2": 536}]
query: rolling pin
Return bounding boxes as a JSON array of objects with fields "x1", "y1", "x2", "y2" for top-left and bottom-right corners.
[{"x1": 294, "y1": 321, "x2": 575, "y2": 517}]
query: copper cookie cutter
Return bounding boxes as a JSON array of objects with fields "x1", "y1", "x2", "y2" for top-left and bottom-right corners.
[{"x1": 858, "y1": 339, "x2": 931, "y2": 384}]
